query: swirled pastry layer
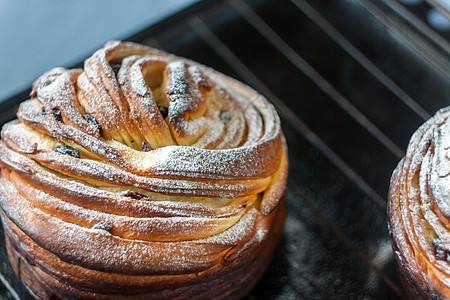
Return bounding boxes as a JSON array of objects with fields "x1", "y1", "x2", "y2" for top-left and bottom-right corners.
[
  {"x1": 0, "y1": 41, "x2": 288, "y2": 299},
  {"x1": 389, "y1": 107, "x2": 450, "y2": 299}
]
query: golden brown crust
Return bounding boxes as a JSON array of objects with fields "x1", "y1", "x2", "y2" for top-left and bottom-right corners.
[
  {"x1": 0, "y1": 41, "x2": 287, "y2": 299},
  {"x1": 388, "y1": 107, "x2": 450, "y2": 299}
]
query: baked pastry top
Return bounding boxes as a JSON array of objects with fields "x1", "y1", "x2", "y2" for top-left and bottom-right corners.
[
  {"x1": 389, "y1": 107, "x2": 450, "y2": 299},
  {"x1": 0, "y1": 41, "x2": 288, "y2": 299}
]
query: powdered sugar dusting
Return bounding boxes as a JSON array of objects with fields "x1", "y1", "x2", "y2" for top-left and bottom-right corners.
[
  {"x1": 192, "y1": 118, "x2": 225, "y2": 148},
  {"x1": 130, "y1": 62, "x2": 149, "y2": 97},
  {"x1": 200, "y1": 208, "x2": 258, "y2": 245},
  {"x1": 151, "y1": 145, "x2": 265, "y2": 179},
  {"x1": 429, "y1": 118, "x2": 450, "y2": 217},
  {"x1": 167, "y1": 61, "x2": 200, "y2": 123}
]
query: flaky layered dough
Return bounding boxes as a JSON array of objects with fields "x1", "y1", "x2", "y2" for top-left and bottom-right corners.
[
  {"x1": 0, "y1": 41, "x2": 288, "y2": 299},
  {"x1": 389, "y1": 107, "x2": 450, "y2": 299}
]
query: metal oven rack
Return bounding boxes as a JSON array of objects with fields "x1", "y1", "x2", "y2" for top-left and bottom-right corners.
[{"x1": 1, "y1": 0, "x2": 449, "y2": 298}]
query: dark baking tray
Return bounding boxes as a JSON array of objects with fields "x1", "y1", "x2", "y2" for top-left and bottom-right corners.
[{"x1": 1, "y1": 0, "x2": 449, "y2": 299}]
